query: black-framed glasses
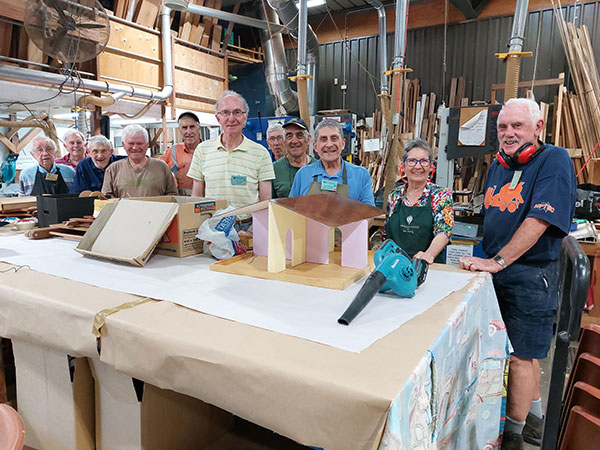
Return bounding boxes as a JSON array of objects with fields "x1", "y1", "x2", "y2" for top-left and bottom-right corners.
[{"x1": 404, "y1": 158, "x2": 432, "y2": 168}]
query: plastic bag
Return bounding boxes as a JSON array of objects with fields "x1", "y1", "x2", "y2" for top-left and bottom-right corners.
[{"x1": 196, "y1": 207, "x2": 247, "y2": 260}]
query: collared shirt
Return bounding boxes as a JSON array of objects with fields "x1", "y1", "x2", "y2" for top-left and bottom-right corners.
[
  {"x1": 102, "y1": 157, "x2": 178, "y2": 198},
  {"x1": 386, "y1": 181, "x2": 454, "y2": 237},
  {"x1": 187, "y1": 134, "x2": 275, "y2": 208},
  {"x1": 160, "y1": 142, "x2": 197, "y2": 190},
  {"x1": 288, "y1": 159, "x2": 375, "y2": 206},
  {"x1": 19, "y1": 163, "x2": 76, "y2": 196},
  {"x1": 55, "y1": 152, "x2": 87, "y2": 169},
  {"x1": 70, "y1": 155, "x2": 127, "y2": 194},
  {"x1": 272, "y1": 155, "x2": 316, "y2": 198}
]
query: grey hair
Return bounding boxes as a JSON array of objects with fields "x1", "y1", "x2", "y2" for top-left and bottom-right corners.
[
  {"x1": 215, "y1": 90, "x2": 249, "y2": 114},
  {"x1": 403, "y1": 139, "x2": 433, "y2": 161},
  {"x1": 314, "y1": 119, "x2": 343, "y2": 140},
  {"x1": 31, "y1": 136, "x2": 57, "y2": 153},
  {"x1": 503, "y1": 98, "x2": 541, "y2": 124},
  {"x1": 87, "y1": 134, "x2": 113, "y2": 150},
  {"x1": 266, "y1": 122, "x2": 284, "y2": 136},
  {"x1": 63, "y1": 129, "x2": 86, "y2": 142},
  {"x1": 121, "y1": 124, "x2": 148, "y2": 143}
]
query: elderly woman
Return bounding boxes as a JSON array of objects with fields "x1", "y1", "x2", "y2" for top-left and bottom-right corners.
[
  {"x1": 384, "y1": 139, "x2": 453, "y2": 264},
  {"x1": 19, "y1": 136, "x2": 75, "y2": 196}
]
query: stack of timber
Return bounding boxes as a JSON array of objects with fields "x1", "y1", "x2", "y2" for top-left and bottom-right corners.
[
  {"x1": 553, "y1": 7, "x2": 600, "y2": 183},
  {"x1": 178, "y1": 0, "x2": 223, "y2": 51},
  {"x1": 113, "y1": 0, "x2": 163, "y2": 28}
]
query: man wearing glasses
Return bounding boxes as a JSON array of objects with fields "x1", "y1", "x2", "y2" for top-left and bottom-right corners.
[
  {"x1": 70, "y1": 135, "x2": 126, "y2": 194},
  {"x1": 266, "y1": 122, "x2": 286, "y2": 161},
  {"x1": 19, "y1": 136, "x2": 75, "y2": 196},
  {"x1": 188, "y1": 90, "x2": 275, "y2": 209}
]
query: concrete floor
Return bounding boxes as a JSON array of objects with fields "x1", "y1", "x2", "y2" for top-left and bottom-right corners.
[{"x1": 523, "y1": 354, "x2": 552, "y2": 450}]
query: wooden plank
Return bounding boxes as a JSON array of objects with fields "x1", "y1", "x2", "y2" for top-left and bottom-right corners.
[
  {"x1": 0, "y1": 0, "x2": 24, "y2": 21},
  {"x1": 211, "y1": 24, "x2": 222, "y2": 51},
  {"x1": 449, "y1": 77, "x2": 457, "y2": 107},
  {"x1": 0, "y1": 22, "x2": 12, "y2": 57},
  {"x1": 135, "y1": 0, "x2": 162, "y2": 28},
  {"x1": 210, "y1": 250, "x2": 375, "y2": 290},
  {"x1": 456, "y1": 76, "x2": 466, "y2": 104}
]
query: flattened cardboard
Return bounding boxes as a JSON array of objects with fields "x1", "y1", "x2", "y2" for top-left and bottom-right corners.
[
  {"x1": 12, "y1": 340, "x2": 94, "y2": 450},
  {"x1": 132, "y1": 196, "x2": 227, "y2": 257},
  {"x1": 89, "y1": 359, "x2": 234, "y2": 450},
  {"x1": 75, "y1": 200, "x2": 178, "y2": 266}
]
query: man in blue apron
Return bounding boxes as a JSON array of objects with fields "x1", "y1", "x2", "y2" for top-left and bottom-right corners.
[
  {"x1": 288, "y1": 119, "x2": 374, "y2": 206},
  {"x1": 19, "y1": 136, "x2": 75, "y2": 196}
]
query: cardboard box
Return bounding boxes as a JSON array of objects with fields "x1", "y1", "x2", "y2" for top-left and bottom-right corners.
[
  {"x1": 76, "y1": 199, "x2": 178, "y2": 266},
  {"x1": 12, "y1": 339, "x2": 95, "y2": 450},
  {"x1": 37, "y1": 194, "x2": 96, "y2": 227},
  {"x1": 133, "y1": 196, "x2": 227, "y2": 257},
  {"x1": 89, "y1": 359, "x2": 234, "y2": 450}
]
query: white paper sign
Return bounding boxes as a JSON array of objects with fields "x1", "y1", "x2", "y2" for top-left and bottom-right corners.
[
  {"x1": 363, "y1": 139, "x2": 381, "y2": 152},
  {"x1": 446, "y1": 244, "x2": 474, "y2": 266},
  {"x1": 458, "y1": 109, "x2": 488, "y2": 146}
]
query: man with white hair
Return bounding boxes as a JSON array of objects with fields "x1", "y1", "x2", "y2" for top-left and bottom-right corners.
[
  {"x1": 459, "y1": 98, "x2": 576, "y2": 450},
  {"x1": 56, "y1": 129, "x2": 88, "y2": 168},
  {"x1": 102, "y1": 125, "x2": 177, "y2": 198},
  {"x1": 70, "y1": 135, "x2": 126, "y2": 194},
  {"x1": 266, "y1": 122, "x2": 286, "y2": 161},
  {"x1": 19, "y1": 136, "x2": 75, "y2": 196},
  {"x1": 188, "y1": 90, "x2": 274, "y2": 209}
]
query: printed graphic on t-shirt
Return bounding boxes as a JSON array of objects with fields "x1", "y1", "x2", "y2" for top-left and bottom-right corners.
[{"x1": 484, "y1": 181, "x2": 524, "y2": 213}]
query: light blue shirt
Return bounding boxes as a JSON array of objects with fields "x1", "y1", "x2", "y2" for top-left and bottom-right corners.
[
  {"x1": 19, "y1": 163, "x2": 76, "y2": 196},
  {"x1": 289, "y1": 159, "x2": 375, "y2": 206}
]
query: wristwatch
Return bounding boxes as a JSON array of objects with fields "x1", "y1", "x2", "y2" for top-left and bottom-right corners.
[{"x1": 492, "y1": 254, "x2": 507, "y2": 269}]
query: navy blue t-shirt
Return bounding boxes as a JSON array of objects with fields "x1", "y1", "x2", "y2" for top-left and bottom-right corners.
[{"x1": 482, "y1": 144, "x2": 576, "y2": 263}]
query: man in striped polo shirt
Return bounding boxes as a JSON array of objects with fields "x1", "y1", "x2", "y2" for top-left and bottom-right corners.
[{"x1": 188, "y1": 91, "x2": 275, "y2": 209}]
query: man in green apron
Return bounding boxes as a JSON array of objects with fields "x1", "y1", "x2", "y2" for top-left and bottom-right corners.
[
  {"x1": 288, "y1": 119, "x2": 375, "y2": 206},
  {"x1": 19, "y1": 136, "x2": 75, "y2": 196}
]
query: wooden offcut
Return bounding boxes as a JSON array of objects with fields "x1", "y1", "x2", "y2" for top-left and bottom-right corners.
[{"x1": 210, "y1": 250, "x2": 375, "y2": 290}]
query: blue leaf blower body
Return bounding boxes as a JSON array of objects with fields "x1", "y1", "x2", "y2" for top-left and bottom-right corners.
[{"x1": 338, "y1": 240, "x2": 428, "y2": 325}]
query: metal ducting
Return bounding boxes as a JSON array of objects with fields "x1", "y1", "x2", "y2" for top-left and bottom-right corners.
[
  {"x1": 256, "y1": 2, "x2": 298, "y2": 115},
  {"x1": 267, "y1": 0, "x2": 319, "y2": 116},
  {"x1": 364, "y1": 0, "x2": 388, "y2": 95}
]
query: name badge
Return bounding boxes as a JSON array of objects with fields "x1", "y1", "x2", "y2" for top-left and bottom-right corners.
[
  {"x1": 509, "y1": 170, "x2": 522, "y2": 190},
  {"x1": 321, "y1": 180, "x2": 338, "y2": 192},
  {"x1": 45, "y1": 173, "x2": 58, "y2": 181},
  {"x1": 231, "y1": 175, "x2": 247, "y2": 186}
]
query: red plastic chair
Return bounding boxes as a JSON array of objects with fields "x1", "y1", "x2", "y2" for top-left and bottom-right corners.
[{"x1": 0, "y1": 403, "x2": 25, "y2": 450}]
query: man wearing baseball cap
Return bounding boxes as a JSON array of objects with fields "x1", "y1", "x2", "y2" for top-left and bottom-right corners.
[{"x1": 272, "y1": 118, "x2": 316, "y2": 198}]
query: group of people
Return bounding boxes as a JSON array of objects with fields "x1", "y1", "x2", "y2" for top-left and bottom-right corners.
[{"x1": 18, "y1": 92, "x2": 576, "y2": 450}]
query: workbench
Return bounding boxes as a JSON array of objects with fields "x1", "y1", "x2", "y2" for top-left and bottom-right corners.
[{"x1": 0, "y1": 235, "x2": 508, "y2": 449}]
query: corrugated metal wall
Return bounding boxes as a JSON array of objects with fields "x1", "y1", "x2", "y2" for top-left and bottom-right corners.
[{"x1": 289, "y1": 1, "x2": 600, "y2": 117}]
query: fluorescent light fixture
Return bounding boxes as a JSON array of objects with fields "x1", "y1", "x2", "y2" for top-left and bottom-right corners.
[{"x1": 296, "y1": 0, "x2": 326, "y2": 8}]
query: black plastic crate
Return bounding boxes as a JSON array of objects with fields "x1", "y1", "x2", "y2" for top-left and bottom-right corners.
[{"x1": 37, "y1": 194, "x2": 96, "y2": 227}]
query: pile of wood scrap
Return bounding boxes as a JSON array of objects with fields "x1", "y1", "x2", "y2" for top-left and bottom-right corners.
[
  {"x1": 113, "y1": 0, "x2": 163, "y2": 28},
  {"x1": 178, "y1": 0, "x2": 223, "y2": 51},
  {"x1": 553, "y1": 4, "x2": 600, "y2": 183},
  {"x1": 0, "y1": 197, "x2": 36, "y2": 218},
  {"x1": 25, "y1": 217, "x2": 94, "y2": 241}
]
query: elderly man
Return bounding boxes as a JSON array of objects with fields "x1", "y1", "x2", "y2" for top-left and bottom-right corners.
[
  {"x1": 70, "y1": 135, "x2": 126, "y2": 194},
  {"x1": 272, "y1": 118, "x2": 315, "y2": 198},
  {"x1": 266, "y1": 122, "x2": 286, "y2": 161},
  {"x1": 161, "y1": 111, "x2": 202, "y2": 195},
  {"x1": 459, "y1": 98, "x2": 576, "y2": 450},
  {"x1": 55, "y1": 129, "x2": 87, "y2": 169},
  {"x1": 188, "y1": 90, "x2": 274, "y2": 209},
  {"x1": 102, "y1": 124, "x2": 177, "y2": 198},
  {"x1": 289, "y1": 119, "x2": 374, "y2": 206},
  {"x1": 19, "y1": 136, "x2": 75, "y2": 196}
]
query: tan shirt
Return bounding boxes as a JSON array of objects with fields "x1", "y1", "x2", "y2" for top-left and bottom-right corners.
[{"x1": 102, "y1": 157, "x2": 177, "y2": 198}]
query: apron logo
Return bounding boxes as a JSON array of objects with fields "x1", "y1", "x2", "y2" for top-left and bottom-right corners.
[{"x1": 406, "y1": 215, "x2": 413, "y2": 225}]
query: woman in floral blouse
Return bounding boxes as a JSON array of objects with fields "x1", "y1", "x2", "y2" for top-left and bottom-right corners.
[{"x1": 385, "y1": 139, "x2": 454, "y2": 264}]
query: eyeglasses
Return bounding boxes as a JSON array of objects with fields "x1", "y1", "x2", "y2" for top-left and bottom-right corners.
[
  {"x1": 217, "y1": 109, "x2": 246, "y2": 118},
  {"x1": 267, "y1": 135, "x2": 284, "y2": 142},
  {"x1": 33, "y1": 147, "x2": 55, "y2": 155},
  {"x1": 404, "y1": 158, "x2": 432, "y2": 168}
]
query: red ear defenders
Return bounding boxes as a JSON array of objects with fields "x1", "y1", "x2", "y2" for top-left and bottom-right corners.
[{"x1": 497, "y1": 142, "x2": 545, "y2": 169}]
